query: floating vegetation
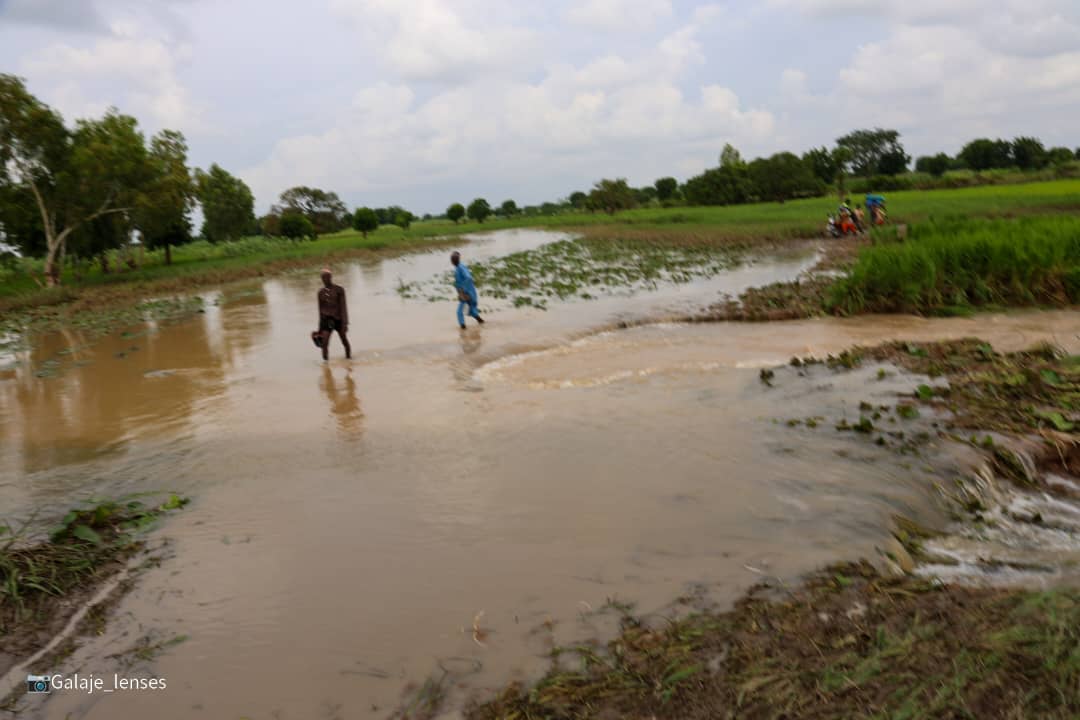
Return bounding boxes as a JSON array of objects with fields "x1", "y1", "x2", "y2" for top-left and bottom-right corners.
[{"x1": 398, "y1": 238, "x2": 741, "y2": 310}]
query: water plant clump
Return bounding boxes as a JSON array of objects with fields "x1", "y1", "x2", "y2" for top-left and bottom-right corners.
[
  {"x1": 1, "y1": 495, "x2": 188, "y2": 634},
  {"x1": 398, "y1": 238, "x2": 742, "y2": 309}
]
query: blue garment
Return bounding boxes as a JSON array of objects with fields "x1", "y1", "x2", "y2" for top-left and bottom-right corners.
[
  {"x1": 457, "y1": 298, "x2": 481, "y2": 326},
  {"x1": 454, "y1": 263, "x2": 477, "y2": 302},
  {"x1": 454, "y1": 262, "x2": 480, "y2": 326}
]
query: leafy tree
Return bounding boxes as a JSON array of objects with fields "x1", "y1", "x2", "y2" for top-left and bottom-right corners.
[
  {"x1": 831, "y1": 146, "x2": 853, "y2": 199},
  {"x1": 499, "y1": 199, "x2": 519, "y2": 217},
  {"x1": 877, "y1": 147, "x2": 911, "y2": 176},
  {"x1": 748, "y1": 152, "x2": 821, "y2": 203},
  {"x1": 273, "y1": 186, "x2": 349, "y2": 233},
  {"x1": 280, "y1": 212, "x2": 315, "y2": 241},
  {"x1": 1048, "y1": 147, "x2": 1075, "y2": 166},
  {"x1": 446, "y1": 203, "x2": 465, "y2": 223},
  {"x1": 568, "y1": 191, "x2": 588, "y2": 210},
  {"x1": 1011, "y1": 137, "x2": 1048, "y2": 170},
  {"x1": 352, "y1": 206, "x2": 378, "y2": 237},
  {"x1": 539, "y1": 202, "x2": 559, "y2": 216},
  {"x1": 467, "y1": 198, "x2": 492, "y2": 223},
  {"x1": 195, "y1": 163, "x2": 255, "y2": 243},
  {"x1": 635, "y1": 186, "x2": 658, "y2": 205},
  {"x1": 374, "y1": 205, "x2": 414, "y2": 226},
  {"x1": 393, "y1": 211, "x2": 411, "y2": 229},
  {"x1": 259, "y1": 213, "x2": 281, "y2": 236},
  {"x1": 719, "y1": 143, "x2": 745, "y2": 169},
  {"x1": 958, "y1": 138, "x2": 1012, "y2": 171},
  {"x1": 802, "y1": 147, "x2": 838, "y2": 186},
  {"x1": 0, "y1": 74, "x2": 156, "y2": 284},
  {"x1": 836, "y1": 128, "x2": 908, "y2": 177},
  {"x1": 915, "y1": 153, "x2": 951, "y2": 177},
  {"x1": 1075, "y1": 148, "x2": 1080, "y2": 160},
  {"x1": 587, "y1": 178, "x2": 636, "y2": 215},
  {"x1": 682, "y1": 166, "x2": 752, "y2": 206},
  {"x1": 135, "y1": 130, "x2": 195, "y2": 265},
  {"x1": 654, "y1": 177, "x2": 678, "y2": 202}
]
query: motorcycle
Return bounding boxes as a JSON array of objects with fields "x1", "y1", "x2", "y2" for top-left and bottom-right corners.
[{"x1": 826, "y1": 213, "x2": 859, "y2": 238}]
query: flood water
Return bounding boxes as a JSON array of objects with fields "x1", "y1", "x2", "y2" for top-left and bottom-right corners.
[{"x1": 2, "y1": 230, "x2": 1079, "y2": 719}]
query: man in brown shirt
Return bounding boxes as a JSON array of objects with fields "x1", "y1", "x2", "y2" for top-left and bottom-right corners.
[{"x1": 317, "y1": 268, "x2": 351, "y2": 361}]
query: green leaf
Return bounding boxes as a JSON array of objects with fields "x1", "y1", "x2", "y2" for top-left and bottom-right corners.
[
  {"x1": 1035, "y1": 410, "x2": 1074, "y2": 432},
  {"x1": 72, "y1": 524, "x2": 103, "y2": 545},
  {"x1": 664, "y1": 664, "x2": 703, "y2": 687},
  {"x1": 916, "y1": 384, "x2": 934, "y2": 401},
  {"x1": 1040, "y1": 369, "x2": 1063, "y2": 387}
]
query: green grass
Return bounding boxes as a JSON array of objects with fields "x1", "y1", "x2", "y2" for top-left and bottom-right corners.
[
  {"x1": 3, "y1": 179, "x2": 1080, "y2": 311},
  {"x1": 829, "y1": 215, "x2": 1080, "y2": 314}
]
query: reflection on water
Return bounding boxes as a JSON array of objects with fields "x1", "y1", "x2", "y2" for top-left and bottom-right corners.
[
  {"x1": 2, "y1": 230, "x2": 1078, "y2": 720},
  {"x1": 321, "y1": 365, "x2": 364, "y2": 438}
]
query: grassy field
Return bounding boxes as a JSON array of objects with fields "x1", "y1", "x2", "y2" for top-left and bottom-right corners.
[
  {"x1": 2, "y1": 178, "x2": 1080, "y2": 315},
  {"x1": 830, "y1": 215, "x2": 1080, "y2": 315}
]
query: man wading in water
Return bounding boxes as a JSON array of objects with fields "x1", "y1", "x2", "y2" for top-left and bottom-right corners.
[
  {"x1": 451, "y1": 251, "x2": 484, "y2": 329},
  {"x1": 317, "y1": 268, "x2": 351, "y2": 361}
]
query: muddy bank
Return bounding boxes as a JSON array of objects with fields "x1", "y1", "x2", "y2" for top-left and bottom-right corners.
[{"x1": 464, "y1": 562, "x2": 1080, "y2": 720}]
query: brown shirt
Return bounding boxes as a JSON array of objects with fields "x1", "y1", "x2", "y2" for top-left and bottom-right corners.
[{"x1": 318, "y1": 284, "x2": 348, "y2": 326}]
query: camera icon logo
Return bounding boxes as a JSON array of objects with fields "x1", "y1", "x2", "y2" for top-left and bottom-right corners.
[{"x1": 26, "y1": 675, "x2": 50, "y2": 694}]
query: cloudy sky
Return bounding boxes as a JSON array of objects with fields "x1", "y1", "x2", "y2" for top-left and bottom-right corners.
[{"x1": 2, "y1": 0, "x2": 1079, "y2": 214}]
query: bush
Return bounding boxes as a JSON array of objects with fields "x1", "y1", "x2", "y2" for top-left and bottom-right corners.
[{"x1": 280, "y1": 213, "x2": 316, "y2": 241}]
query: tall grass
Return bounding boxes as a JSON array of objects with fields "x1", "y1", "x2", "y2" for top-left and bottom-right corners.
[{"x1": 830, "y1": 216, "x2": 1080, "y2": 314}]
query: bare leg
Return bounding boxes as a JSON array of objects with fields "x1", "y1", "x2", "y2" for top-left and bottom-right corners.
[
  {"x1": 338, "y1": 330, "x2": 352, "y2": 359},
  {"x1": 320, "y1": 331, "x2": 331, "y2": 361}
]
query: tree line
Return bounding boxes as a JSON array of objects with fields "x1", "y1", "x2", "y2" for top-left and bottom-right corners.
[{"x1": 4, "y1": 72, "x2": 1079, "y2": 287}]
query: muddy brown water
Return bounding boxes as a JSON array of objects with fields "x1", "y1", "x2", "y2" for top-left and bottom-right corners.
[{"x1": 2, "y1": 230, "x2": 1079, "y2": 719}]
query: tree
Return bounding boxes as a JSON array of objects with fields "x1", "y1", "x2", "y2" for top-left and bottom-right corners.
[
  {"x1": 1011, "y1": 137, "x2": 1048, "y2": 170},
  {"x1": 467, "y1": 198, "x2": 492, "y2": 223},
  {"x1": 635, "y1": 186, "x2": 658, "y2": 205},
  {"x1": 915, "y1": 153, "x2": 951, "y2": 177},
  {"x1": 259, "y1": 213, "x2": 281, "y2": 236},
  {"x1": 135, "y1": 130, "x2": 195, "y2": 265},
  {"x1": 587, "y1": 178, "x2": 637, "y2": 215},
  {"x1": 802, "y1": 147, "x2": 838, "y2": 186},
  {"x1": 958, "y1": 138, "x2": 1012, "y2": 171},
  {"x1": 836, "y1": 128, "x2": 908, "y2": 177},
  {"x1": 195, "y1": 164, "x2": 255, "y2": 242},
  {"x1": 446, "y1": 202, "x2": 465, "y2": 223},
  {"x1": 499, "y1": 199, "x2": 519, "y2": 217},
  {"x1": 0, "y1": 74, "x2": 155, "y2": 284},
  {"x1": 877, "y1": 147, "x2": 911, "y2": 176},
  {"x1": 748, "y1": 152, "x2": 821, "y2": 203},
  {"x1": 682, "y1": 166, "x2": 752, "y2": 206},
  {"x1": 1075, "y1": 148, "x2": 1080, "y2": 160},
  {"x1": 352, "y1": 206, "x2": 378, "y2": 237},
  {"x1": 720, "y1": 143, "x2": 745, "y2": 169},
  {"x1": 274, "y1": 186, "x2": 349, "y2": 234},
  {"x1": 280, "y1": 212, "x2": 315, "y2": 241},
  {"x1": 1048, "y1": 147, "x2": 1075, "y2": 166},
  {"x1": 654, "y1": 177, "x2": 678, "y2": 202},
  {"x1": 393, "y1": 211, "x2": 411, "y2": 229},
  {"x1": 568, "y1": 191, "x2": 588, "y2": 210}
]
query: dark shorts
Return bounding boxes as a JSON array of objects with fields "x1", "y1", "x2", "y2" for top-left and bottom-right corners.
[{"x1": 319, "y1": 316, "x2": 343, "y2": 333}]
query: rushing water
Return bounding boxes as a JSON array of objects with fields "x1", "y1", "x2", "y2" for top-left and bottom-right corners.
[{"x1": 1, "y1": 230, "x2": 1078, "y2": 719}]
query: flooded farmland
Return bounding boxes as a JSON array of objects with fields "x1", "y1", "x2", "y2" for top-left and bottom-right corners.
[{"x1": 2, "y1": 230, "x2": 1078, "y2": 719}]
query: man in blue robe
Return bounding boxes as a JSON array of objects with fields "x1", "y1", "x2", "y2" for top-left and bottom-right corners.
[{"x1": 451, "y1": 251, "x2": 485, "y2": 329}]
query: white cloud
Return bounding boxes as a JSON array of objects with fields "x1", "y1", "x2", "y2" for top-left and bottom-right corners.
[
  {"x1": 565, "y1": 0, "x2": 673, "y2": 32},
  {"x1": 20, "y1": 24, "x2": 203, "y2": 132},
  {"x1": 329, "y1": 0, "x2": 539, "y2": 83}
]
